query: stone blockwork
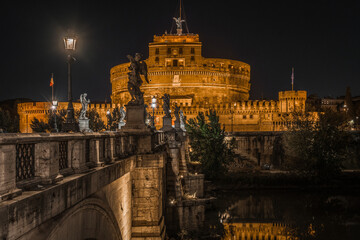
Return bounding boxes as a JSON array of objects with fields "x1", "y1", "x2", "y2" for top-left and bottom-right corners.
[
  {"x1": 0, "y1": 156, "x2": 135, "y2": 240},
  {"x1": 228, "y1": 132, "x2": 284, "y2": 168},
  {"x1": 131, "y1": 153, "x2": 166, "y2": 239},
  {"x1": 0, "y1": 131, "x2": 168, "y2": 240}
]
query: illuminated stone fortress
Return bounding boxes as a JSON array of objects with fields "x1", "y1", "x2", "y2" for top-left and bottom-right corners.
[
  {"x1": 17, "y1": 17, "x2": 307, "y2": 133},
  {"x1": 111, "y1": 33, "x2": 251, "y2": 105},
  {"x1": 110, "y1": 20, "x2": 307, "y2": 131}
]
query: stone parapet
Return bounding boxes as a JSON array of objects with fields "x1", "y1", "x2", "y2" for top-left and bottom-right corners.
[{"x1": 0, "y1": 131, "x2": 164, "y2": 200}]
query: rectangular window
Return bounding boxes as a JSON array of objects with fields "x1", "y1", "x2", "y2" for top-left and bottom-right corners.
[
  {"x1": 155, "y1": 48, "x2": 159, "y2": 54},
  {"x1": 191, "y1": 48, "x2": 195, "y2": 54},
  {"x1": 190, "y1": 56, "x2": 195, "y2": 62},
  {"x1": 173, "y1": 60, "x2": 178, "y2": 66},
  {"x1": 179, "y1": 48, "x2": 183, "y2": 54},
  {"x1": 167, "y1": 48, "x2": 171, "y2": 54}
]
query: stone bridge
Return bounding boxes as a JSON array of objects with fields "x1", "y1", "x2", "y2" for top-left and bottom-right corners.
[{"x1": 0, "y1": 130, "x2": 180, "y2": 240}]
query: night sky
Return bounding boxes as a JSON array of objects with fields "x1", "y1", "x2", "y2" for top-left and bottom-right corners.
[{"x1": 1, "y1": 0, "x2": 359, "y2": 103}]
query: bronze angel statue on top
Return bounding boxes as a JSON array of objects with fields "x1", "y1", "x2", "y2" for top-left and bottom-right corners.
[{"x1": 127, "y1": 53, "x2": 149, "y2": 105}]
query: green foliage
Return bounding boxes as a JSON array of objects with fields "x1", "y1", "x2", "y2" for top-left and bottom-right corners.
[
  {"x1": 0, "y1": 108, "x2": 19, "y2": 132},
  {"x1": 284, "y1": 109, "x2": 356, "y2": 180},
  {"x1": 30, "y1": 118, "x2": 49, "y2": 133},
  {"x1": 107, "y1": 107, "x2": 120, "y2": 131},
  {"x1": 186, "y1": 110, "x2": 235, "y2": 179},
  {"x1": 48, "y1": 109, "x2": 67, "y2": 132},
  {"x1": 87, "y1": 108, "x2": 106, "y2": 132}
]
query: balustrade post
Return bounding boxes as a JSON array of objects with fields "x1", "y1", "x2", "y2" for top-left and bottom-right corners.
[
  {"x1": 93, "y1": 139, "x2": 104, "y2": 167},
  {"x1": 0, "y1": 145, "x2": 22, "y2": 201},
  {"x1": 108, "y1": 136, "x2": 116, "y2": 163},
  {"x1": 35, "y1": 142, "x2": 63, "y2": 184},
  {"x1": 69, "y1": 139, "x2": 89, "y2": 173}
]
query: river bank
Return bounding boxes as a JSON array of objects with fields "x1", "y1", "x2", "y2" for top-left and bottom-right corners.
[{"x1": 205, "y1": 170, "x2": 360, "y2": 192}]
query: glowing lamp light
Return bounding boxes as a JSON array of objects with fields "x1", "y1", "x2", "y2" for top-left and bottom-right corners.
[
  {"x1": 63, "y1": 36, "x2": 77, "y2": 51},
  {"x1": 151, "y1": 96, "x2": 157, "y2": 109},
  {"x1": 106, "y1": 110, "x2": 111, "y2": 115}
]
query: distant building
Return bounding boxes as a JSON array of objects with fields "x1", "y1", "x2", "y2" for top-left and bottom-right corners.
[{"x1": 17, "y1": 21, "x2": 307, "y2": 133}]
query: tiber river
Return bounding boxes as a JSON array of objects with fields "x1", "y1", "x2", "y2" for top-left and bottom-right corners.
[{"x1": 166, "y1": 188, "x2": 360, "y2": 240}]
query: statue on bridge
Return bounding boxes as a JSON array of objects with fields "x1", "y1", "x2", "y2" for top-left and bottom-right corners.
[
  {"x1": 162, "y1": 94, "x2": 171, "y2": 118},
  {"x1": 118, "y1": 106, "x2": 126, "y2": 129},
  {"x1": 79, "y1": 93, "x2": 90, "y2": 120},
  {"x1": 127, "y1": 53, "x2": 149, "y2": 105},
  {"x1": 79, "y1": 93, "x2": 92, "y2": 132}
]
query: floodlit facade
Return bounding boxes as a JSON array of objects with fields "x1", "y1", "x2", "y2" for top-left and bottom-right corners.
[{"x1": 17, "y1": 31, "x2": 307, "y2": 133}]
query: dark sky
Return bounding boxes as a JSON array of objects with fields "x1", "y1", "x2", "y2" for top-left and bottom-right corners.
[{"x1": 1, "y1": 0, "x2": 359, "y2": 103}]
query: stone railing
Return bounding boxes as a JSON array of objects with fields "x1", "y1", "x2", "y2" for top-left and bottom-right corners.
[
  {"x1": 0, "y1": 131, "x2": 165, "y2": 202},
  {"x1": 154, "y1": 130, "x2": 166, "y2": 147}
]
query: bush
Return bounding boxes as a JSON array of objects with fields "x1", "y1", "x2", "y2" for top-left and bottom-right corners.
[{"x1": 284, "y1": 109, "x2": 356, "y2": 180}]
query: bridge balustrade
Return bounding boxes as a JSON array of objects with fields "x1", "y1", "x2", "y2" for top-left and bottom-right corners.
[{"x1": 0, "y1": 132, "x2": 144, "y2": 201}]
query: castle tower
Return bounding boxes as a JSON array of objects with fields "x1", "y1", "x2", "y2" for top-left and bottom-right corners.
[
  {"x1": 278, "y1": 90, "x2": 307, "y2": 113},
  {"x1": 110, "y1": 32, "x2": 251, "y2": 106}
]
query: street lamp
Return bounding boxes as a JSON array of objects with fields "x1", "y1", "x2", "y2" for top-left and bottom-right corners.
[
  {"x1": 51, "y1": 100, "x2": 58, "y2": 132},
  {"x1": 106, "y1": 109, "x2": 111, "y2": 130},
  {"x1": 151, "y1": 96, "x2": 157, "y2": 128},
  {"x1": 62, "y1": 34, "x2": 78, "y2": 132}
]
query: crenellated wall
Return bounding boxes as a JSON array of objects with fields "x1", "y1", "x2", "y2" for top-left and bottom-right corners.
[{"x1": 17, "y1": 89, "x2": 306, "y2": 133}]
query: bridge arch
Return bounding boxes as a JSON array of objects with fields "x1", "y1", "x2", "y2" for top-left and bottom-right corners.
[{"x1": 47, "y1": 197, "x2": 122, "y2": 240}]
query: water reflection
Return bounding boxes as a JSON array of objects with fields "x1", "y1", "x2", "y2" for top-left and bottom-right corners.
[{"x1": 167, "y1": 189, "x2": 360, "y2": 240}]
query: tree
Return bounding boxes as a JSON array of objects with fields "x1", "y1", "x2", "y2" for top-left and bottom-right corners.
[
  {"x1": 88, "y1": 108, "x2": 106, "y2": 132},
  {"x1": 186, "y1": 110, "x2": 235, "y2": 178},
  {"x1": 0, "y1": 108, "x2": 19, "y2": 132},
  {"x1": 30, "y1": 118, "x2": 49, "y2": 133},
  {"x1": 107, "y1": 107, "x2": 120, "y2": 131},
  {"x1": 283, "y1": 109, "x2": 356, "y2": 180},
  {"x1": 48, "y1": 109, "x2": 67, "y2": 132}
]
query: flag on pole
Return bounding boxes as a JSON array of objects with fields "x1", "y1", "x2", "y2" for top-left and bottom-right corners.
[
  {"x1": 50, "y1": 73, "x2": 54, "y2": 87},
  {"x1": 291, "y1": 67, "x2": 294, "y2": 90}
]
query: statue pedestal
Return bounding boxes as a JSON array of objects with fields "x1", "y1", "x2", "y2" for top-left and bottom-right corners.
[
  {"x1": 121, "y1": 104, "x2": 149, "y2": 131},
  {"x1": 118, "y1": 121, "x2": 126, "y2": 129},
  {"x1": 161, "y1": 116, "x2": 173, "y2": 132},
  {"x1": 174, "y1": 118, "x2": 181, "y2": 130},
  {"x1": 120, "y1": 104, "x2": 153, "y2": 154},
  {"x1": 79, "y1": 119, "x2": 92, "y2": 132}
]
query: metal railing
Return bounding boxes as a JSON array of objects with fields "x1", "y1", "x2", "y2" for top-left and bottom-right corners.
[{"x1": 16, "y1": 143, "x2": 35, "y2": 181}]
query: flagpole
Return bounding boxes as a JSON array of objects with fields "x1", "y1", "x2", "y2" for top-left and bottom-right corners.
[
  {"x1": 291, "y1": 67, "x2": 294, "y2": 91},
  {"x1": 51, "y1": 73, "x2": 54, "y2": 102}
]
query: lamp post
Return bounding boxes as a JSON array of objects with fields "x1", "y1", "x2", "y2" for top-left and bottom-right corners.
[
  {"x1": 51, "y1": 100, "x2": 58, "y2": 132},
  {"x1": 106, "y1": 109, "x2": 111, "y2": 130},
  {"x1": 62, "y1": 35, "x2": 78, "y2": 132},
  {"x1": 151, "y1": 96, "x2": 157, "y2": 128}
]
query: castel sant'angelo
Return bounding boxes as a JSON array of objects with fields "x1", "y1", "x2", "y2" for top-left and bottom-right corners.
[{"x1": 17, "y1": 13, "x2": 307, "y2": 133}]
